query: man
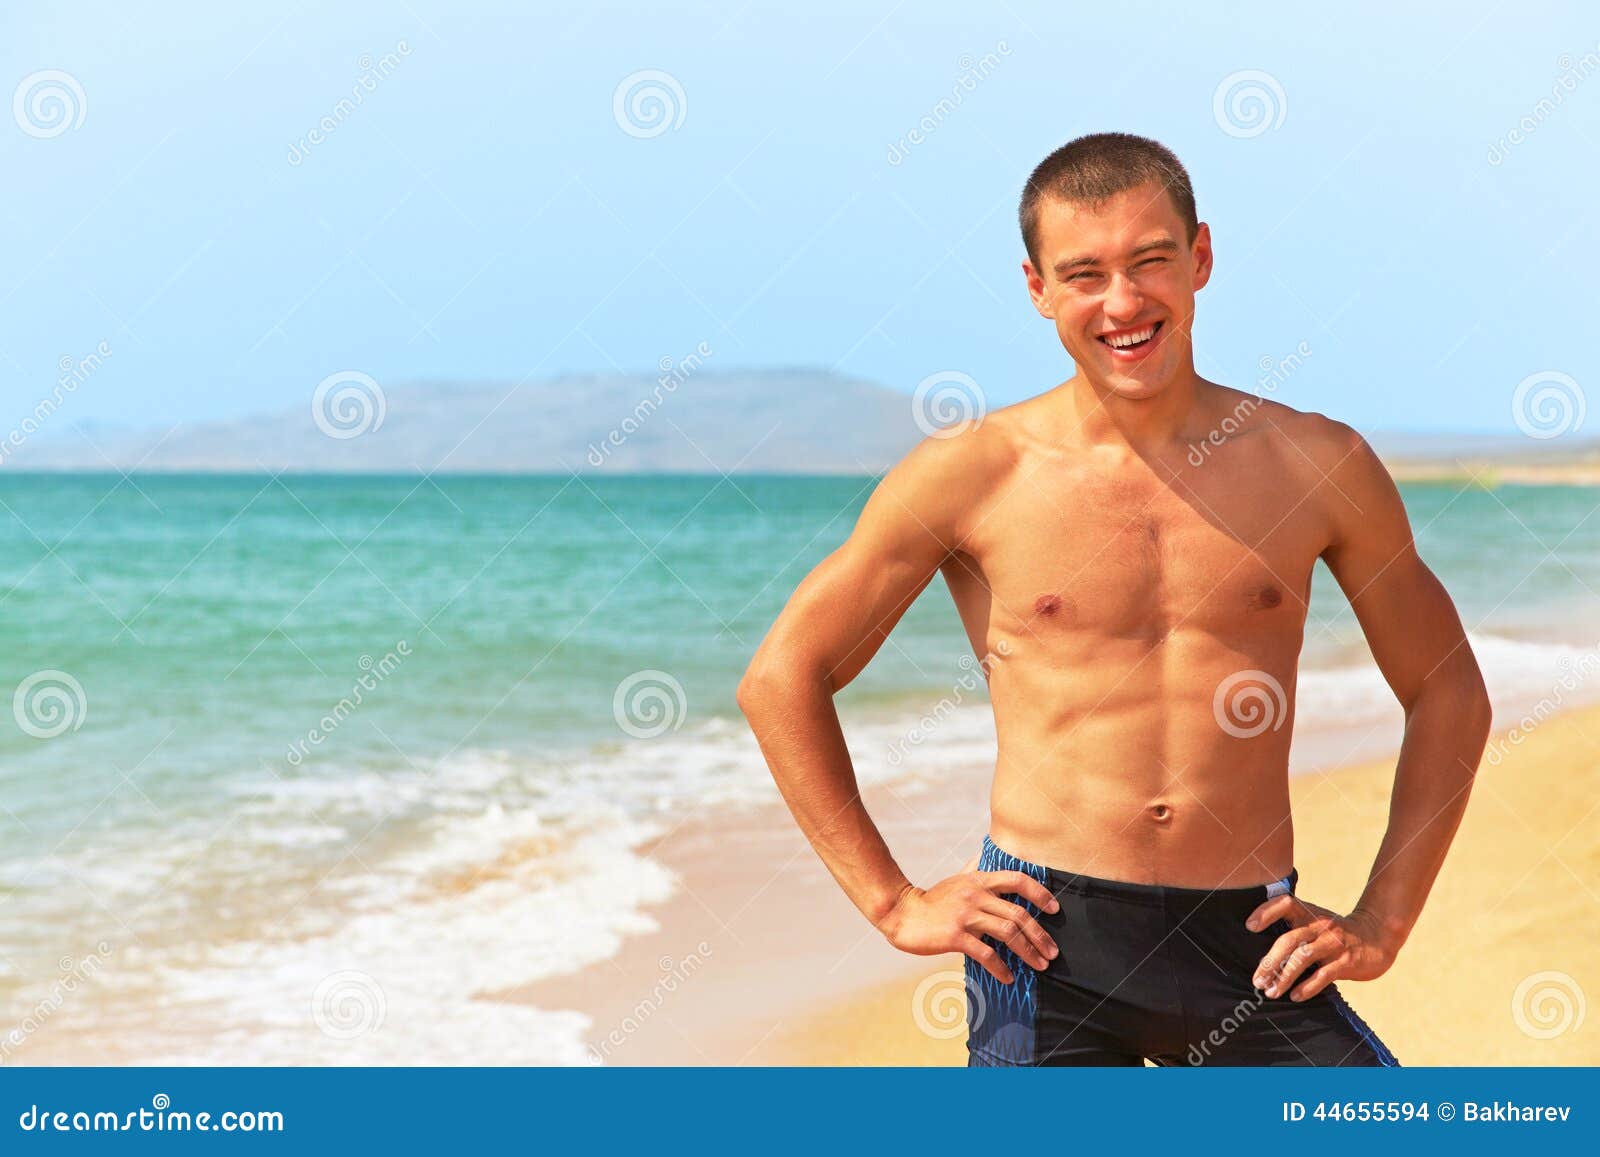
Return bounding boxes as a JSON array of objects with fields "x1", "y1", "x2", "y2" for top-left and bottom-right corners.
[{"x1": 735, "y1": 132, "x2": 1491, "y2": 1066}]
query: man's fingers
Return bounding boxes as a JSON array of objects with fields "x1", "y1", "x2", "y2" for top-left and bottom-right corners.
[
  {"x1": 980, "y1": 896, "x2": 1058, "y2": 962},
  {"x1": 1289, "y1": 956, "x2": 1344, "y2": 1002},
  {"x1": 1245, "y1": 893, "x2": 1310, "y2": 932},
  {"x1": 968, "y1": 911, "x2": 1049, "y2": 970},
  {"x1": 958, "y1": 934, "x2": 1014, "y2": 985},
  {"x1": 1255, "y1": 927, "x2": 1328, "y2": 996},
  {"x1": 978, "y1": 869, "x2": 1060, "y2": 914}
]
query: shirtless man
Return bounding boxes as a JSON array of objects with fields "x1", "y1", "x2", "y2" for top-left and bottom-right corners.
[{"x1": 735, "y1": 133, "x2": 1491, "y2": 1066}]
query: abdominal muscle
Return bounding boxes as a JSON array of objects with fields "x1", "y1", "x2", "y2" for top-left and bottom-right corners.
[{"x1": 980, "y1": 631, "x2": 1299, "y2": 889}]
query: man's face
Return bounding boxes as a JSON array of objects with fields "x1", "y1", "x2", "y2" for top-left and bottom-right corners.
[{"x1": 1025, "y1": 180, "x2": 1212, "y2": 400}]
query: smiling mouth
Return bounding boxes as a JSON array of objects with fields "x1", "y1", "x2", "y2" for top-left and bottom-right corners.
[{"x1": 1097, "y1": 321, "x2": 1164, "y2": 351}]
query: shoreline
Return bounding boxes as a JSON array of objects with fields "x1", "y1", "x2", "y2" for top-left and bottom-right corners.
[{"x1": 509, "y1": 703, "x2": 1600, "y2": 1066}]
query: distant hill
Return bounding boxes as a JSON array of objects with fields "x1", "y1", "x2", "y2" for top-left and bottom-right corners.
[
  {"x1": 6, "y1": 370, "x2": 1597, "y2": 481},
  {"x1": 4, "y1": 369, "x2": 929, "y2": 474}
]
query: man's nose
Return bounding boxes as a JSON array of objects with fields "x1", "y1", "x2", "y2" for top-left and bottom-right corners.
[{"x1": 1103, "y1": 271, "x2": 1144, "y2": 320}]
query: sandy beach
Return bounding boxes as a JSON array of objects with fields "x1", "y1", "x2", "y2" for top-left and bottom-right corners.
[{"x1": 512, "y1": 702, "x2": 1600, "y2": 1066}]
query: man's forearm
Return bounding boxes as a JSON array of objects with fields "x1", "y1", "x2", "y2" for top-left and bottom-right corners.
[
  {"x1": 736, "y1": 667, "x2": 913, "y2": 928},
  {"x1": 1353, "y1": 674, "x2": 1491, "y2": 953}
]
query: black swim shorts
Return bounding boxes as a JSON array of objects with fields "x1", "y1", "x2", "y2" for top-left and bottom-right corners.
[{"x1": 965, "y1": 834, "x2": 1400, "y2": 1067}]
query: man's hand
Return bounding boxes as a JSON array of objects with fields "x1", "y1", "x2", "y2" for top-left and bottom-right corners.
[
  {"x1": 878, "y1": 856, "x2": 1061, "y2": 984},
  {"x1": 1245, "y1": 894, "x2": 1399, "y2": 1002}
]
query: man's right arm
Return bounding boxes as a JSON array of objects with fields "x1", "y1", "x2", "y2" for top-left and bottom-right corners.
[{"x1": 735, "y1": 425, "x2": 1058, "y2": 982}]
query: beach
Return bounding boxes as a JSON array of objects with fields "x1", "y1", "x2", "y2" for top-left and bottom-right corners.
[
  {"x1": 513, "y1": 701, "x2": 1600, "y2": 1067},
  {"x1": 3, "y1": 475, "x2": 1596, "y2": 1064}
]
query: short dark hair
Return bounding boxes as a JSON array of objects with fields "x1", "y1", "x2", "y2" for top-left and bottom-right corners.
[{"x1": 1019, "y1": 133, "x2": 1198, "y2": 273}]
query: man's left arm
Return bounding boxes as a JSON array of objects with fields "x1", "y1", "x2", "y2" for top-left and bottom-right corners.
[{"x1": 1249, "y1": 424, "x2": 1493, "y2": 1001}]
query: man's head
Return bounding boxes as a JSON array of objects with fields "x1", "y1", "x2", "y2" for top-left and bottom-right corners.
[{"x1": 1020, "y1": 133, "x2": 1212, "y2": 401}]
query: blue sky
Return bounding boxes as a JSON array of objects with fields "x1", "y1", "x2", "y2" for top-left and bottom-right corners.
[{"x1": 3, "y1": 0, "x2": 1597, "y2": 434}]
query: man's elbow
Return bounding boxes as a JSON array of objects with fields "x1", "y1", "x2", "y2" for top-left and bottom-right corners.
[
  {"x1": 736, "y1": 655, "x2": 794, "y2": 719},
  {"x1": 737, "y1": 649, "x2": 828, "y2": 719}
]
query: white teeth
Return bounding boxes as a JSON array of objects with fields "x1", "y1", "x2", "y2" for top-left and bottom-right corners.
[{"x1": 1106, "y1": 325, "x2": 1156, "y2": 349}]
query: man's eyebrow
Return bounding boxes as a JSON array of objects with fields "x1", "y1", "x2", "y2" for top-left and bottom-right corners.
[{"x1": 1051, "y1": 237, "x2": 1180, "y2": 275}]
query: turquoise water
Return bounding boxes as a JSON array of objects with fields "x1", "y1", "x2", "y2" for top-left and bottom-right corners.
[{"x1": 0, "y1": 474, "x2": 1595, "y2": 1061}]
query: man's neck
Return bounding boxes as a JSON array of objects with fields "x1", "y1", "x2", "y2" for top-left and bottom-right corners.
[{"x1": 1062, "y1": 368, "x2": 1209, "y2": 457}]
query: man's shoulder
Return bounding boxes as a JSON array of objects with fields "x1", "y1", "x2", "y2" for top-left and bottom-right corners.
[
  {"x1": 889, "y1": 397, "x2": 1029, "y2": 485},
  {"x1": 1212, "y1": 387, "x2": 1373, "y2": 473}
]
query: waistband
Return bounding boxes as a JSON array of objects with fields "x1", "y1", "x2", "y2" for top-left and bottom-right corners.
[{"x1": 982, "y1": 834, "x2": 1297, "y2": 910}]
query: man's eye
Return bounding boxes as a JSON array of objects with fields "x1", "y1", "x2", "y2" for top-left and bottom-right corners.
[{"x1": 1138, "y1": 257, "x2": 1168, "y2": 268}]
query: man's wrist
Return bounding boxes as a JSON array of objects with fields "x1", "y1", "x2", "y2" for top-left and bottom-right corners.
[
  {"x1": 869, "y1": 878, "x2": 918, "y2": 934},
  {"x1": 1352, "y1": 903, "x2": 1409, "y2": 958}
]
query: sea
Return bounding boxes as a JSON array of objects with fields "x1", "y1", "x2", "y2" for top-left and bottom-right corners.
[{"x1": 1, "y1": 474, "x2": 1595, "y2": 1063}]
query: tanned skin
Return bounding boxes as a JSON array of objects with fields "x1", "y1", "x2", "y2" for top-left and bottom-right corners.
[{"x1": 736, "y1": 179, "x2": 1491, "y2": 1002}]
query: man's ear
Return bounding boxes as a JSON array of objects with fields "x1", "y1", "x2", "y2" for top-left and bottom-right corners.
[
  {"x1": 1022, "y1": 260, "x2": 1054, "y2": 318},
  {"x1": 1190, "y1": 222, "x2": 1214, "y2": 292}
]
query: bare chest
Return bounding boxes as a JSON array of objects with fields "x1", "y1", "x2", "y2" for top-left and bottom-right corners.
[{"x1": 953, "y1": 464, "x2": 1327, "y2": 647}]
